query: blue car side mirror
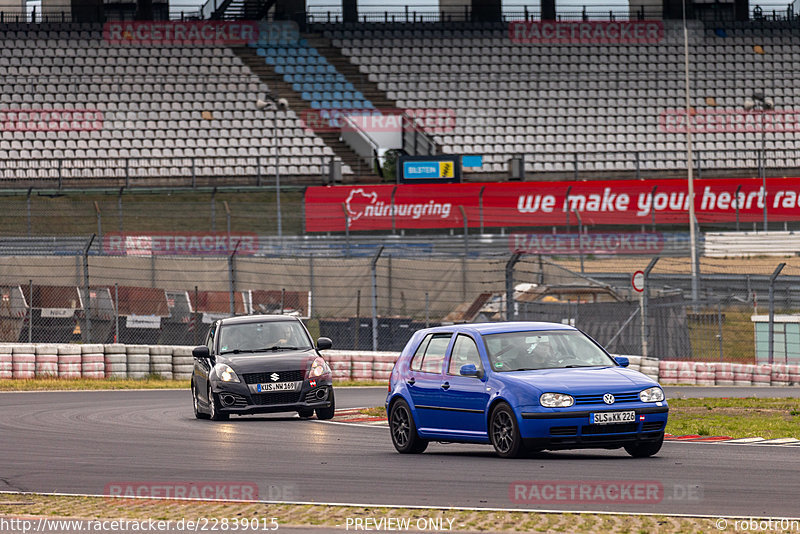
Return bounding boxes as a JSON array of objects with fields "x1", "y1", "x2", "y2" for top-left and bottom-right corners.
[
  {"x1": 614, "y1": 356, "x2": 630, "y2": 367},
  {"x1": 460, "y1": 364, "x2": 484, "y2": 379}
]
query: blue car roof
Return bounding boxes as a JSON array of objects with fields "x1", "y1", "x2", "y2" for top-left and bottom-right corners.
[{"x1": 424, "y1": 321, "x2": 577, "y2": 336}]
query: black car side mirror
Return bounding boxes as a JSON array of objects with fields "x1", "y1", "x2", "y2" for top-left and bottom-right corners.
[
  {"x1": 316, "y1": 337, "x2": 332, "y2": 350},
  {"x1": 192, "y1": 346, "x2": 210, "y2": 359}
]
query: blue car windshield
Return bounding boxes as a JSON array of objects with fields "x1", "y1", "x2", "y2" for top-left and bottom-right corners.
[
  {"x1": 484, "y1": 330, "x2": 616, "y2": 372},
  {"x1": 219, "y1": 321, "x2": 313, "y2": 354}
]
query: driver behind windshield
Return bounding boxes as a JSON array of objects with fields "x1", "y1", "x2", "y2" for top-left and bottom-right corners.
[{"x1": 485, "y1": 330, "x2": 615, "y2": 371}]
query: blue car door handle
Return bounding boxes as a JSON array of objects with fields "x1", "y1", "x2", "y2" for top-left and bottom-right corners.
[
  {"x1": 441, "y1": 382, "x2": 450, "y2": 390},
  {"x1": 408, "y1": 378, "x2": 415, "y2": 386}
]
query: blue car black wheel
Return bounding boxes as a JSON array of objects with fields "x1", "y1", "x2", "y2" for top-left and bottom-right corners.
[
  {"x1": 390, "y1": 399, "x2": 428, "y2": 454},
  {"x1": 490, "y1": 403, "x2": 524, "y2": 458}
]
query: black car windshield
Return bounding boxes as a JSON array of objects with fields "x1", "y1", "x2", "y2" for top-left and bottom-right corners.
[
  {"x1": 484, "y1": 330, "x2": 616, "y2": 372},
  {"x1": 219, "y1": 321, "x2": 313, "y2": 354}
]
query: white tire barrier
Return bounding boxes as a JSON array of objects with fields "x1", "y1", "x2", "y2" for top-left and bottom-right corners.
[
  {"x1": 753, "y1": 364, "x2": 771, "y2": 385},
  {"x1": 81, "y1": 344, "x2": 105, "y2": 379},
  {"x1": 350, "y1": 355, "x2": 373, "y2": 380},
  {"x1": 12, "y1": 344, "x2": 35, "y2": 379},
  {"x1": 104, "y1": 344, "x2": 127, "y2": 378},
  {"x1": 0, "y1": 348, "x2": 11, "y2": 379},
  {"x1": 149, "y1": 346, "x2": 173, "y2": 380},
  {"x1": 327, "y1": 354, "x2": 352, "y2": 381},
  {"x1": 788, "y1": 364, "x2": 800, "y2": 385},
  {"x1": 372, "y1": 354, "x2": 397, "y2": 381},
  {"x1": 126, "y1": 345, "x2": 150, "y2": 379},
  {"x1": 639, "y1": 357, "x2": 659, "y2": 380},
  {"x1": 35, "y1": 344, "x2": 58, "y2": 377},
  {"x1": 715, "y1": 362, "x2": 735, "y2": 386},
  {"x1": 172, "y1": 345, "x2": 194, "y2": 380},
  {"x1": 732, "y1": 363, "x2": 754, "y2": 386},
  {"x1": 57, "y1": 344, "x2": 82, "y2": 379}
]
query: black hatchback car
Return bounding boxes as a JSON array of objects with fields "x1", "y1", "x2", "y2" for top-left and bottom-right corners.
[{"x1": 191, "y1": 314, "x2": 335, "y2": 421}]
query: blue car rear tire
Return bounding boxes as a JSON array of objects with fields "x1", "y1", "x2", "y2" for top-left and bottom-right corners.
[{"x1": 390, "y1": 399, "x2": 428, "y2": 454}]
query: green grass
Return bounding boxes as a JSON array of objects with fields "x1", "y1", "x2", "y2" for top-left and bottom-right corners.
[
  {"x1": 666, "y1": 397, "x2": 800, "y2": 439},
  {"x1": 686, "y1": 309, "x2": 757, "y2": 362}
]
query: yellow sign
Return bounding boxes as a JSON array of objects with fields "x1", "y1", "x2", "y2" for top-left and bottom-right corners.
[{"x1": 439, "y1": 161, "x2": 454, "y2": 178}]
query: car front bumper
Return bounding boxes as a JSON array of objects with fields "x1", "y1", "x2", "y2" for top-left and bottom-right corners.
[
  {"x1": 518, "y1": 405, "x2": 668, "y2": 450},
  {"x1": 212, "y1": 379, "x2": 334, "y2": 415}
]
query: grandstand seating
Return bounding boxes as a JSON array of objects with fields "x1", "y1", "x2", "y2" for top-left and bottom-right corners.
[
  {"x1": 323, "y1": 20, "x2": 800, "y2": 175},
  {"x1": 0, "y1": 24, "x2": 350, "y2": 184}
]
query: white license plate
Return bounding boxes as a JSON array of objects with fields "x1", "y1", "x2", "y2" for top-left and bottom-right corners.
[
  {"x1": 590, "y1": 411, "x2": 636, "y2": 425},
  {"x1": 255, "y1": 381, "x2": 300, "y2": 392}
]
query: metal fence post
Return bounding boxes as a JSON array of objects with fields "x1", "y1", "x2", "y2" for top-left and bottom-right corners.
[
  {"x1": 371, "y1": 246, "x2": 384, "y2": 352},
  {"x1": 505, "y1": 253, "x2": 521, "y2": 321},
  {"x1": 425, "y1": 291, "x2": 429, "y2": 328},
  {"x1": 193, "y1": 285, "x2": 199, "y2": 346},
  {"x1": 459, "y1": 205, "x2": 468, "y2": 300},
  {"x1": 26, "y1": 188, "x2": 32, "y2": 237},
  {"x1": 641, "y1": 257, "x2": 659, "y2": 358},
  {"x1": 574, "y1": 210, "x2": 583, "y2": 274},
  {"x1": 341, "y1": 203, "x2": 350, "y2": 257},
  {"x1": 768, "y1": 263, "x2": 786, "y2": 364},
  {"x1": 115, "y1": 283, "x2": 119, "y2": 344},
  {"x1": 228, "y1": 240, "x2": 241, "y2": 317},
  {"x1": 83, "y1": 234, "x2": 95, "y2": 343},
  {"x1": 27, "y1": 279, "x2": 32, "y2": 343},
  {"x1": 309, "y1": 255, "x2": 314, "y2": 318}
]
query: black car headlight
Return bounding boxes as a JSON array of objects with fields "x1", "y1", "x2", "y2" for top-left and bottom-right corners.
[
  {"x1": 214, "y1": 363, "x2": 240, "y2": 383},
  {"x1": 639, "y1": 387, "x2": 665, "y2": 402}
]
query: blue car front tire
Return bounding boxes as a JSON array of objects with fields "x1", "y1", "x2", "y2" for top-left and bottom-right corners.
[{"x1": 490, "y1": 403, "x2": 525, "y2": 458}]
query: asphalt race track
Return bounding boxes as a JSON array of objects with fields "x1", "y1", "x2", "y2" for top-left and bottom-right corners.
[{"x1": 0, "y1": 387, "x2": 798, "y2": 519}]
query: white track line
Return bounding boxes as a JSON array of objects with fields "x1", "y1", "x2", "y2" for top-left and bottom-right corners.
[{"x1": 0, "y1": 490, "x2": 797, "y2": 521}]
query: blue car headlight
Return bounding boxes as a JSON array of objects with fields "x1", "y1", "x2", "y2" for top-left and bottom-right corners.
[
  {"x1": 540, "y1": 392, "x2": 574, "y2": 408},
  {"x1": 214, "y1": 363, "x2": 240, "y2": 383},
  {"x1": 639, "y1": 387, "x2": 665, "y2": 402}
]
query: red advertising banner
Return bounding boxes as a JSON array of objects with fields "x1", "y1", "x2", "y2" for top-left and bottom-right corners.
[
  {"x1": 305, "y1": 177, "x2": 800, "y2": 232},
  {"x1": 103, "y1": 233, "x2": 259, "y2": 256}
]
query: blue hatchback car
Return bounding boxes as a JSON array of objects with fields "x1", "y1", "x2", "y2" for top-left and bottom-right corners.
[{"x1": 386, "y1": 322, "x2": 668, "y2": 458}]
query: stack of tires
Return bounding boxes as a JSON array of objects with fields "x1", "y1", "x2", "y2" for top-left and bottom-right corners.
[
  {"x1": 350, "y1": 354, "x2": 373, "y2": 381},
  {"x1": 752, "y1": 364, "x2": 771, "y2": 386},
  {"x1": 658, "y1": 361, "x2": 678, "y2": 385},
  {"x1": 771, "y1": 364, "x2": 790, "y2": 386},
  {"x1": 11, "y1": 344, "x2": 35, "y2": 379},
  {"x1": 149, "y1": 346, "x2": 173, "y2": 380},
  {"x1": 714, "y1": 362, "x2": 735, "y2": 385},
  {"x1": 172, "y1": 346, "x2": 194, "y2": 381},
  {"x1": 639, "y1": 357, "x2": 659, "y2": 381},
  {"x1": 104, "y1": 345, "x2": 127, "y2": 378},
  {"x1": 327, "y1": 353, "x2": 352, "y2": 382},
  {"x1": 57, "y1": 345, "x2": 82, "y2": 378},
  {"x1": 732, "y1": 363, "x2": 754, "y2": 386},
  {"x1": 126, "y1": 345, "x2": 150, "y2": 379},
  {"x1": 789, "y1": 364, "x2": 800, "y2": 385},
  {"x1": 372, "y1": 354, "x2": 397, "y2": 381},
  {"x1": 81, "y1": 344, "x2": 105, "y2": 379},
  {"x1": 695, "y1": 362, "x2": 716, "y2": 386},
  {"x1": 0, "y1": 345, "x2": 11, "y2": 379},
  {"x1": 624, "y1": 355, "x2": 642, "y2": 372},
  {"x1": 34, "y1": 344, "x2": 58, "y2": 377}
]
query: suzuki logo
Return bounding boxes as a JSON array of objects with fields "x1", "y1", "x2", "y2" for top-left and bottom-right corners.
[
  {"x1": 603, "y1": 393, "x2": 615, "y2": 405},
  {"x1": 270, "y1": 373, "x2": 280, "y2": 382}
]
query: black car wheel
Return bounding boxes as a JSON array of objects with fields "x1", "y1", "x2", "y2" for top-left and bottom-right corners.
[
  {"x1": 389, "y1": 399, "x2": 428, "y2": 454},
  {"x1": 490, "y1": 403, "x2": 524, "y2": 458},
  {"x1": 192, "y1": 380, "x2": 209, "y2": 419},
  {"x1": 315, "y1": 389, "x2": 336, "y2": 420},
  {"x1": 297, "y1": 408, "x2": 315, "y2": 419},
  {"x1": 624, "y1": 436, "x2": 664, "y2": 458},
  {"x1": 208, "y1": 384, "x2": 229, "y2": 421}
]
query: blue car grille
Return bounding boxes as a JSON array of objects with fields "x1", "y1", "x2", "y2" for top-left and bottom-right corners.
[{"x1": 573, "y1": 392, "x2": 640, "y2": 405}]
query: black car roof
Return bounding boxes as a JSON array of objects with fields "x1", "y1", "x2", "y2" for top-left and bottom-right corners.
[{"x1": 217, "y1": 314, "x2": 302, "y2": 326}]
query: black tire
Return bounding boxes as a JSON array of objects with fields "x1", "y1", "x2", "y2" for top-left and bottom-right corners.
[
  {"x1": 624, "y1": 437, "x2": 664, "y2": 458},
  {"x1": 315, "y1": 389, "x2": 336, "y2": 420},
  {"x1": 297, "y1": 408, "x2": 315, "y2": 419},
  {"x1": 489, "y1": 403, "x2": 524, "y2": 458},
  {"x1": 389, "y1": 399, "x2": 428, "y2": 454},
  {"x1": 208, "y1": 384, "x2": 229, "y2": 421},
  {"x1": 192, "y1": 381, "x2": 209, "y2": 419}
]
